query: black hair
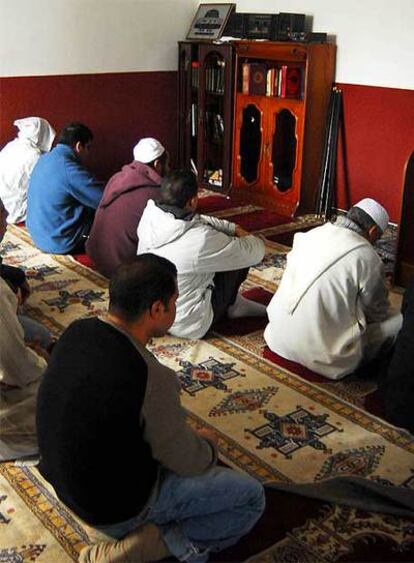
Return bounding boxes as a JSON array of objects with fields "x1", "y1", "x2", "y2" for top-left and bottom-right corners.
[
  {"x1": 109, "y1": 254, "x2": 177, "y2": 322},
  {"x1": 148, "y1": 149, "x2": 168, "y2": 168},
  {"x1": 57, "y1": 122, "x2": 94, "y2": 148},
  {"x1": 347, "y1": 206, "x2": 378, "y2": 233},
  {"x1": 159, "y1": 169, "x2": 198, "y2": 208}
]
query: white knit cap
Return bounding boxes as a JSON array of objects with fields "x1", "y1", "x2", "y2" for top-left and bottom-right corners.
[
  {"x1": 133, "y1": 138, "x2": 165, "y2": 163},
  {"x1": 354, "y1": 198, "x2": 389, "y2": 232}
]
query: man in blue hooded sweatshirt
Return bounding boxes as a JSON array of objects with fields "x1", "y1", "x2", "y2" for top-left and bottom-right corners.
[{"x1": 27, "y1": 122, "x2": 103, "y2": 254}]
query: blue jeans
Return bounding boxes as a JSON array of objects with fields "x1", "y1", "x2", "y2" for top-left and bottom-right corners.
[
  {"x1": 96, "y1": 466, "x2": 265, "y2": 563},
  {"x1": 18, "y1": 314, "x2": 53, "y2": 349}
]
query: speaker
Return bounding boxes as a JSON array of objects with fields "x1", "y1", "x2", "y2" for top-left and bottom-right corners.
[
  {"x1": 272, "y1": 13, "x2": 305, "y2": 41},
  {"x1": 288, "y1": 31, "x2": 327, "y2": 43},
  {"x1": 244, "y1": 13, "x2": 275, "y2": 40},
  {"x1": 223, "y1": 12, "x2": 245, "y2": 38}
]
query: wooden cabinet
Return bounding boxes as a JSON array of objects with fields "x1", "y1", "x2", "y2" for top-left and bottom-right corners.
[
  {"x1": 233, "y1": 94, "x2": 305, "y2": 215},
  {"x1": 178, "y1": 41, "x2": 234, "y2": 193},
  {"x1": 178, "y1": 40, "x2": 336, "y2": 214},
  {"x1": 232, "y1": 41, "x2": 335, "y2": 216}
]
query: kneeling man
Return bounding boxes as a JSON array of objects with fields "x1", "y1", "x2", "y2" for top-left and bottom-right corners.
[
  {"x1": 36, "y1": 255, "x2": 265, "y2": 562},
  {"x1": 264, "y1": 199, "x2": 402, "y2": 380}
]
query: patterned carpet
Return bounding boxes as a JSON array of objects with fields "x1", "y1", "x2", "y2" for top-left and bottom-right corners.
[
  {"x1": 1, "y1": 223, "x2": 413, "y2": 562},
  {"x1": 197, "y1": 191, "x2": 323, "y2": 239}
]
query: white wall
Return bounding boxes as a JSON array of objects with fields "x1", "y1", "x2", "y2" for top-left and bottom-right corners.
[
  {"x1": 0, "y1": 0, "x2": 196, "y2": 76},
  {"x1": 211, "y1": 0, "x2": 414, "y2": 90},
  {"x1": 1, "y1": 0, "x2": 413, "y2": 90}
]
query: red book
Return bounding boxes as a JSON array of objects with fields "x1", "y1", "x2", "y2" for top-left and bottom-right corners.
[{"x1": 280, "y1": 66, "x2": 302, "y2": 98}]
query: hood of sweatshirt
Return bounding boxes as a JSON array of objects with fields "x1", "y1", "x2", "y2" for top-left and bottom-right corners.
[
  {"x1": 284, "y1": 223, "x2": 370, "y2": 314},
  {"x1": 99, "y1": 161, "x2": 161, "y2": 209},
  {"x1": 138, "y1": 199, "x2": 197, "y2": 249}
]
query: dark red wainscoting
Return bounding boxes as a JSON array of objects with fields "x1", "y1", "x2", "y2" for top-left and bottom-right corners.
[
  {"x1": 336, "y1": 83, "x2": 414, "y2": 222},
  {"x1": 0, "y1": 71, "x2": 178, "y2": 182}
]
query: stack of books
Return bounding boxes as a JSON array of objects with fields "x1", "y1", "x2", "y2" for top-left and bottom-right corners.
[{"x1": 242, "y1": 63, "x2": 303, "y2": 98}]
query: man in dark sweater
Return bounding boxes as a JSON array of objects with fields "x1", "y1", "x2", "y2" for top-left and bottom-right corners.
[
  {"x1": 86, "y1": 138, "x2": 169, "y2": 278},
  {"x1": 381, "y1": 278, "x2": 414, "y2": 433},
  {"x1": 36, "y1": 254, "x2": 265, "y2": 562}
]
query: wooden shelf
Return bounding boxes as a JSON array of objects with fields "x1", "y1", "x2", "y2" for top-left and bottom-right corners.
[{"x1": 178, "y1": 39, "x2": 336, "y2": 210}]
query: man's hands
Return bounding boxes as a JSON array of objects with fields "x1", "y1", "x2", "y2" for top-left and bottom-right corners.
[
  {"x1": 234, "y1": 225, "x2": 251, "y2": 238},
  {"x1": 197, "y1": 426, "x2": 218, "y2": 446},
  {"x1": 17, "y1": 280, "x2": 31, "y2": 306},
  {"x1": 235, "y1": 225, "x2": 268, "y2": 246},
  {"x1": 26, "y1": 340, "x2": 50, "y2": 363}
]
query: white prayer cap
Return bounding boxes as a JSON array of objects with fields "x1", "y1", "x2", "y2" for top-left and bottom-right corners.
[
  {"x1": 133, "y1": 138, "x2": 165, "y2": 164},
  {"x1": 14, "y1": 117, "x2": 55, "y2": 152},
  {"x1": 354, "y1": 198, "x2": 389, "y2": 232}
]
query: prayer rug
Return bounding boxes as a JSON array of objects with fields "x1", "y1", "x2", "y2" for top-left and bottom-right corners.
[
  {"x1": 1, "y1": 226, "x2": 413, "y2": 562},
  {"x1": 197, "y1": 191, "x2": 398, "y2": 276},
  {"x1": 197, "y1": 190, "x2": 322, "y2": 238}
]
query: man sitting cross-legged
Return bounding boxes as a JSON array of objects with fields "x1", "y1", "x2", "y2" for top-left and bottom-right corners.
[
  {"x1": 0, "y1": 116, "x2": 55, "y2": 224},
  {"x1": 27, "y1": 122, "x2": 104, "y2": 254},
  {"x1": 36, "y1": 255, "x2": 265, "y2": 563},
  {"x1": 86, "y1": 137, "x2": 169, "y2": 278},
  {"x1": 138, "y1": 169, "x2": 266, "y2": 339},
  {"x1": 0, "y1": 198, "x2": 50, "y2": 461}
]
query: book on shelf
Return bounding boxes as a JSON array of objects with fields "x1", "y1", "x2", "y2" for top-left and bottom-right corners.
[
  {"x1": 206, "y1": 61, "x2": 225, "y2": 94},
  {"x1": 217, "y1": 60, "x2": 225, "y2": 94},
  {"x1": 266, "y1": 68, "x2": 279, "y2": 96},
  {"x1": 191, "y1": 103, "x2": 197, "y2": 137},
  {"x1": 242, "y1": 62, "x2": 267, "y2": 96},
  {"x1": 279, "y1": 66, "x2": 302, "y2": 99},
  {"x1": 191, "y1": 61, "x2": 199, "y2": 89},
  {"x1": 215, "y1": 114, "x2": 224, "y2": 136},
  {"x1": 190, "y1": 158, "x2": 198, "y2": 176},
  {"x1": 206, "y1": 112, "x2": 224, "y2": 142},
  {"x1": 208, "y1": 169, "x2": 223, "y2": 187}
]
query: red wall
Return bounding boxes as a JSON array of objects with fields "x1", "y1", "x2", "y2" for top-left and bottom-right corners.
[
  {"x1": 1, "y1": 74, "x2": 412, "y2": 223},
  {"x1": 0, "y1": 72, "x2": 178, "y2": 182},
  {"x1": 336, "y1": 83, "x2": 414, "y2": 222}
]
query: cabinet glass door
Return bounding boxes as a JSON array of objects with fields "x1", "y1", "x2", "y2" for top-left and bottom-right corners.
[
  {"x1": 200, "y1": 51, "x2": 226, "y2": 189},
  {"x1": 198, "y1": 43, "x2": 233, "y2": 193},
  {"x1": 239, "y1": 103, "x2": 262, "y2": 184},
  {"x1": 178, "y1": 42, "x2": 199, "y2": 171},
  {"x1": 272, "y1": 109, "x2": 297, "y2": 192}
]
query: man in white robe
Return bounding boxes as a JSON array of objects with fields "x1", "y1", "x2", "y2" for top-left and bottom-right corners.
[
  {"x1": 0, "y1": 199, "x2": 48, "y2": 460},
  {"x1": 264, "y1": 198, "x2": 402, "y2": 380},
  {"x1": 0, "y1": 117, "x2": 55, "y2": 223}
]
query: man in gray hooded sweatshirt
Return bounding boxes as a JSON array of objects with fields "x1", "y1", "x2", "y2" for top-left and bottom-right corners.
[{"x1": 264, "y1": 198, "x2": 402, "y2": 380}]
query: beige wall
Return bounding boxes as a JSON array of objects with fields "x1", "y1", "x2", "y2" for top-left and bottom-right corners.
[
  {"x1": 0, "y1": 0, "x2": 413, "y2": 89},
  {"x1": 0, "y1": 0, "x2": 196, "y2": 76},
  {"x1": 201, "y1": 0, "x2": 414, "y2": 89}
]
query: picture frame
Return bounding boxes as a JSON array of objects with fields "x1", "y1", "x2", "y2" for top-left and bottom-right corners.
[{"x1": 186, "y1": 3, "x2": 236, "y2": 41}]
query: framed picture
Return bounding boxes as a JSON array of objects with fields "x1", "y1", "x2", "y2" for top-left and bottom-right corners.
[{"x1": 186, "y1": 3, "x2": 236, "y2": 41}]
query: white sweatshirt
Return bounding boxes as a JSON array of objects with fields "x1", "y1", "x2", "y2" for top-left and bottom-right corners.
[{"x1": 138, "y1": 200, "x2": 265, "y2": 338}]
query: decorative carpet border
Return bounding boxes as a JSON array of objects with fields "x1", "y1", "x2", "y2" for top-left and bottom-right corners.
[
  {"x1": 0, "y1": 463, "x2": 87, "y2": 559},
  {"x1": 252, "y1": 214, "x2": 323, "y2": 236},
  {"x1": 206, "y1": 205, "x2": 263, "y2": 218}
]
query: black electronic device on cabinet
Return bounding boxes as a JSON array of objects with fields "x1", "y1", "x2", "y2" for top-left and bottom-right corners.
[{"x1": 272, "y1": 13, "x2": 305, "y2": 40}]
